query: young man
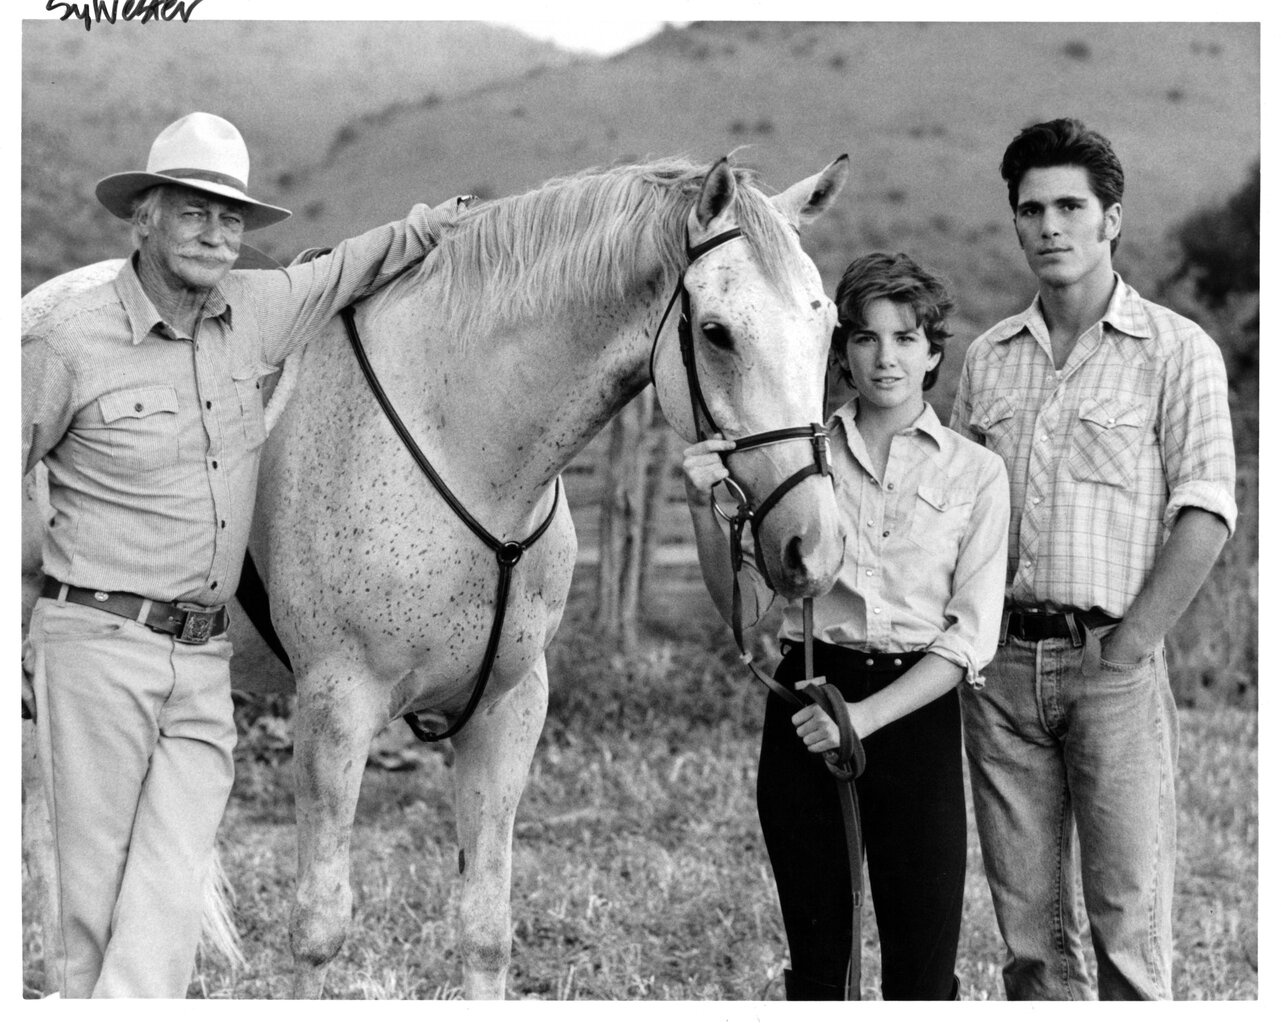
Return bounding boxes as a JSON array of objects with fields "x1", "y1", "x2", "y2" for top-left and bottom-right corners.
[
  {"x1": 950, "y1": 118, "x2": 1237, "y2": 999},
  {"x1": 22, "y1": 111, "x2": 464, "y2": 997},
  {"x1": 685, "y1": 253, "x2": 1008, "y2": 999}
]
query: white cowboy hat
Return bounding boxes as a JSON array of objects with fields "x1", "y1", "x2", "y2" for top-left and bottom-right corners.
[{"x1": 95, "y1": 112, "x2": 291, "y2": 230}]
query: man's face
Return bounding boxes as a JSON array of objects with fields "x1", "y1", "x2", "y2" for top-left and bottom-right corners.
[
  {"x1": 1013, "y1": 165, "x2": 1121, "y2": 290},
  {"x1": 139, "y1": 186, "x2": 245, "y2": 293}
]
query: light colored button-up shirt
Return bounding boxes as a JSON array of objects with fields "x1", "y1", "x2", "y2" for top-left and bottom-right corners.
[
  {"x1": 948, "y1": 274, "x2": 1237, "y2": 618},
  {"x1": 22, "y1": 204, "x2": 448, "y2": 606},
  {"x1": 761, "y1": 400, "x2": 1009, "y2": 687}
]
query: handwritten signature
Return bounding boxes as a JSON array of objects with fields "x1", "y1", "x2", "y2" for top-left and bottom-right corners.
[{"x1": 45, "y1": 0, "x2": 204, "y2": 31}]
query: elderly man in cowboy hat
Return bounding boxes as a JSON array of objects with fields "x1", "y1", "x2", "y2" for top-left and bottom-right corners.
[{"x1": 22, "y1": 111, "x2": 464, "y2": 998}]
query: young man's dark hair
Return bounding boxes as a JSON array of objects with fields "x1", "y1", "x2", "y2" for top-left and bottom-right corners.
[
  {"x1": 999, "y1": 117, "x2": 1126, "y2": 252},
  {"x1": 833, "y1": 251, "x2": 954, "y2": 391}
]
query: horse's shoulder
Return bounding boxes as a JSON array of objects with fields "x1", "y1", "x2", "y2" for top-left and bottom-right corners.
[{"x1": 22, "y1": 260, "x2": 126, "y2": 338}]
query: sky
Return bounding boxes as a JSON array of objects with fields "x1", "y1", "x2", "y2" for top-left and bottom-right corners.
[{"x1": 488, "y1": 18, "x2": 674, "y2": 56}]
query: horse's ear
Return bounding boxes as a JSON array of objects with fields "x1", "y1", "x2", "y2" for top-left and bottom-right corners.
[
  {"x1": 693, "y1": 157, "x2": 738, "y2": 231},
  {"x1": 772, "y1": 155, "x2": 850, "y2": 227}
]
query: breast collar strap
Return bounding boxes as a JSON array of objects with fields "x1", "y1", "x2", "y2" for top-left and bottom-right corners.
[{"x1": 341, "y1": 305, "x2": 560, "y2": 743}]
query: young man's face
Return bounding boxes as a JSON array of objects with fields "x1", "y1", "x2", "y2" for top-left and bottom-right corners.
[
  {"x1": 1013, "y1": 165, "x2": 1121, "y2": 290},
  {"x1": 138, "y1": 186, "x2": 245, "y2": 293},
  {"x1": 840, "y1": 298, "x2": 940, "y2": 414}
]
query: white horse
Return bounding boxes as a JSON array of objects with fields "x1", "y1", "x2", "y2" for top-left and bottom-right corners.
[{"x1": 24, "y1": 154, "x2": 849, "y2": 997}]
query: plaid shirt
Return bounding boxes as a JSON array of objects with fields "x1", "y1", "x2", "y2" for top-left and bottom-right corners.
[
  {"x1": 949, "y1": 274, "x2": 1237, "y2": 618},
  {"x1": 772, "y1": 400, "x2": 1010, "y2": 687},
  {"x1": 23, "y1": 204, "x2": 448, "y2": 606}
]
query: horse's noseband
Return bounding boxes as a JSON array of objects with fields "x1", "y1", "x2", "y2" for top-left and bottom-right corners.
[{"x1": 651, "y1": 227, "x2": 834, "y2": 589}]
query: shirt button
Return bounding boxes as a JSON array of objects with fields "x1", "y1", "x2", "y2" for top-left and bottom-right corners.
[
  {"x1": 211, "y1": 582, "x2": 218, "y2": 590},
  {"x1": 865, "y1": 569, "x2": 873, "y2": 577},
  {"x1": 1040, "y1": 434, "x2": 1049, "y2": 443},
  {"x1": 1107, "y1": 418, "x2": 1116, "y2": 427},
  {"x1": 212, "y1": 460, "x2": 219, "y2": 469},
  {"x1": 206, "y1": 401, "x2": 213, "y2": 410},
  {"x1": 882, "y1": 531, "x2": 890, "y2": 538},
  {"x1": 872, "y1": 607, "x2": 882, "y2": 615},
  {"x1": 866, "y1": 521, "x2": 874, "y2": 528},
  {"x1": 893, "y1": 658, "x2": 902, "y2": 667},
  {"x1": 220, "y1": 520, "x2": 226, "y2": 528},
  {"x1": 887, "y1": 483, "x2": 895, "y2": 491},
  {"x1": 982, "y1": 417, "x2": 990, "y2": 426},
  {"x1": 1032, "y1": 496, "x2": 1042, "y2": 505},
  {"x1": 865, "y1": 658, "x2": 875, "y2": 667},
  {"x1": 1025, "y1": 560, "x2": 1033, "y2": 568},
  {"x1": 134, "y1": 402, "x2": 143, "y2": 412}
]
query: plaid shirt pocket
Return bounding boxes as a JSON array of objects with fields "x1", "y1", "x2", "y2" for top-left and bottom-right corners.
[
  {"x1": 968, "y1": 394, "x2": 1019, "y2": 462},
  {"x1": 1068, "y1": 396, "x2": 1148, "y2": 488}
]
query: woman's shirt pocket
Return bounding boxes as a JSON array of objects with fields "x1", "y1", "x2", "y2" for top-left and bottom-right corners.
[
  {"x1": 907, "y1": 479, "x2": 976, "y2": 555},
  {"x1": 1067, "y1": 396, "x2": 1149, "y2": 488},
  {"x1": 97, "y1": 384, "x2": 181, "y2": 471}
]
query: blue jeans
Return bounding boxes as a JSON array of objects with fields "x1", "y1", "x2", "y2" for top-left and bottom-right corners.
[{"x1": 961, "y1": 624, "x2": 1178, "y2": 999}]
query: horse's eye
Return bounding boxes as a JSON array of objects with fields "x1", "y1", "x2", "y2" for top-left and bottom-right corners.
[{"x1": 700, "y1": 322, "x2": 733, "y2": 350}]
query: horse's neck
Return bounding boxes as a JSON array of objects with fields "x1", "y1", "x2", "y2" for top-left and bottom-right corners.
[{"x1": 365, "y1": 285, "x2": 656, "y2": 514}]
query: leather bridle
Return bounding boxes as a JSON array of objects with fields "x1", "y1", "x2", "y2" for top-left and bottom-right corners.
[{"x1": 651, "y1": 227, "x2": 833, "y2": 581}]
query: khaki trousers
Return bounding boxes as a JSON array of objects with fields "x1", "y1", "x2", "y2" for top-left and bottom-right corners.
[{"x1": 26, "y1": 597, "x2": 237, "y2": 998}]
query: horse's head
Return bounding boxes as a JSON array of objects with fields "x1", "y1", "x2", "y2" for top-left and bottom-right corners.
[{"x1": 653, "y1": 156, "x2": 849, "y2": 599}]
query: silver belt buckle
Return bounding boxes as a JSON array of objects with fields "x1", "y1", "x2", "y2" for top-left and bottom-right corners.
[{"x1": 175, "y1": 603, "x2": 218, "y2": 644}]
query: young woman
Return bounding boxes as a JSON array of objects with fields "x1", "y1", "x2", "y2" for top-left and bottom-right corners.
[{"x1": 683, "y1": 252, "x2": 1009, "y2": 1000}]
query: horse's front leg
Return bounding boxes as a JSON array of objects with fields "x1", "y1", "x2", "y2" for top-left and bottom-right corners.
[
  {"x1": 288, "y1": 660, "x2": 384, "y2": 998},
  {"x1": 449, "y1": 656, "x2": 549, "y2": 999}
]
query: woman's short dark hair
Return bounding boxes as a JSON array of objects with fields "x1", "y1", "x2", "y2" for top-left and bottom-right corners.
[
  {"x1": 1000, "y1": 117, "x2": 1125, "y2": 252},
  {"x1": 832, "y1": 251, "x2": 954, "y2": 392}
]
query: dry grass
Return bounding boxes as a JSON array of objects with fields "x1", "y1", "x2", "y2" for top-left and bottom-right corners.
[{"x1": 22, "y1": 627, "x2": 1258, "y2": 999}]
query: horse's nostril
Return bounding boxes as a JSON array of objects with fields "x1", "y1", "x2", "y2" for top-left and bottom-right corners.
[{"x1": 783, "y1": 535, "x2": 806, "y2": 575}]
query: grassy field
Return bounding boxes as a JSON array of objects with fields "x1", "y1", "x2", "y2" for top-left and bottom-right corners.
[{"x1": 21, "y1": 612, "x2": 1258, "y2": 1000}]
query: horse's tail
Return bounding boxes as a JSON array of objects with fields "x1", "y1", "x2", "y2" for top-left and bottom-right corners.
[{"x1": 199, "y1": 846, "x2": 246, "y2": 970}]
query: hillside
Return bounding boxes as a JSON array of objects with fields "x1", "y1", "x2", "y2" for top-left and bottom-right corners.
[{"x1": 21, "y1": 19, "x2": 579, "y2": 292}]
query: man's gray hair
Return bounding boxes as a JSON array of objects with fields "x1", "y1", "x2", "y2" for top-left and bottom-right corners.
[{"x1": 129, "y1": 187, "x2": 167, "y2": 249}]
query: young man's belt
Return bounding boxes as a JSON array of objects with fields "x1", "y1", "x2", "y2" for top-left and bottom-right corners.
[
  {"x1": 41, "y1": 579, "x2": 228, "y2": 644},
  {"x1": 1005, "y1": 605, "x2": 1120, "y2": 643}
]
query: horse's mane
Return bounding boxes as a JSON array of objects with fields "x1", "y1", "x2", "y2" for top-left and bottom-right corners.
[{"x1": 410, "y1": 157, "x2": 798, "y2": 344}]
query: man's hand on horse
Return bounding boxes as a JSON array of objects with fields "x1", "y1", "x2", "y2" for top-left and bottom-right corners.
[{"x1": 681, "y1": 435, "x2": 737, "y2": 504}]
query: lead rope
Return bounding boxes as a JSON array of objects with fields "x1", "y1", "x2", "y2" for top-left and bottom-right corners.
[{"x1": 655, "y1": 223, "x2": 865, "y2": 997}]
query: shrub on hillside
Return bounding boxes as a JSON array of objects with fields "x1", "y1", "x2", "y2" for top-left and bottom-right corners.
[{"x1": 1159, "y1": 161, "x2": 1259, "y2": 706}]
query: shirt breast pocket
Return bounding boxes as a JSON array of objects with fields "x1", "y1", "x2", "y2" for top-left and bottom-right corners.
[
  {"x1": 231, "y1": 363, "x2": 274, "y2": 451},
  {"x1": 1068, "y1": 397, "x2": 1148, "y2": 488},
  {"x1": 907, "y1": 481, "x2": 975, "y2": 554},
  {"x1": 98, "y1": 385, "x2": 181, "y2": 471},
  {"x1": 968, "y1": 395, "x2": 1018, "y2": 463}
]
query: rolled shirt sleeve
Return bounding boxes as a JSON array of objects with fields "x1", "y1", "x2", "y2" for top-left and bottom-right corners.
[
  {"x1": 924, "y1": 450, "x2": 1011, "y2": 688},
  {"x1": 1159, "y1": 328, "x2": 1238, "y2": 536}
]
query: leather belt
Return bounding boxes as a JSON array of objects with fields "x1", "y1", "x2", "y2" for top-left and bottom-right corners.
[
  {"x1": 1004, "y1": 605, "x2": 1119, "y2": 645},
  {"x1": 41, "y1": 578, "x2": 227, "y2": 644}
]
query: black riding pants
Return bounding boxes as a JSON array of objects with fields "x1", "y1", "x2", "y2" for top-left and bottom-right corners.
[{"x1": 756, "y1": 640, "x2": 966, "y2": 1000}]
